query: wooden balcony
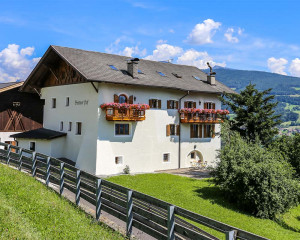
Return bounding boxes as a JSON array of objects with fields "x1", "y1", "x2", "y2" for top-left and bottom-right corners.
[
  {"x1": 180, "y1": 112, "x2": 225, "y2": 123},
  {"x1": 105, "y1": 108, "x2": 146, "y2": 121}
]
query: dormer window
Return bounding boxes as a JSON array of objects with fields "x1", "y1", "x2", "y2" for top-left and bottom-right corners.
[{"x1": 109, "y1": 65, "x2": 118, "y2": 71}]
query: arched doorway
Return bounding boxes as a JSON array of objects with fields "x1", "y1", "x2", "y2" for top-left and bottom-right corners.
[{"x1": 188, "y1": 150, "x2": 204, "y2": 167}]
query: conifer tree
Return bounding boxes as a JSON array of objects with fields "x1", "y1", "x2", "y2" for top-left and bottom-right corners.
[{"x1": 221, "y1": 83, "x2": 281, "y2": 145}]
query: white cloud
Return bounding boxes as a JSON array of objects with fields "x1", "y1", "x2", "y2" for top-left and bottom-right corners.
[
  {"x1": 224, "y1": 28, "x2": 239, "y2": 43},
  {"x1": 238, "y1": 27, "x2": 243, "y2": 35},
  {"x1": 177, "y1": 49, "x2": 226, "y2": 69},
  {"x1": 121, "y1": 46, "x2": 147, "y2": 57},
  {"x1": 267, "y1": 57, "x2": 288, "y2": 75},
  {"x1": 186, "y1": 19, "x2": 221, "y2": 45},
  {"x1": 0, "y1": 44, "x2": 39, "y2": 82},
  {"x1": 145, "y1": 43, "x2": 183, "y2": 61},
  {"x1": 169, "y1": 29, "x2": 175, "y2": 33},
  {"x1": 289, "y1": 58, "x2": 300, "y2": 77}
]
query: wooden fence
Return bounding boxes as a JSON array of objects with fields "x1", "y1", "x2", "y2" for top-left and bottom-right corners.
[{"x1": 0, "y1": 142, "x2": 268, "y2": 240}]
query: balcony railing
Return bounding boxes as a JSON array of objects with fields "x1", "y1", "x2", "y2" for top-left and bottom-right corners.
[
  {"x1": 179, "y1": 109, "x2": 229, "y2": 123},
  {"x1": 100, "y1": 103, "x2": 150, "y2": 121}
]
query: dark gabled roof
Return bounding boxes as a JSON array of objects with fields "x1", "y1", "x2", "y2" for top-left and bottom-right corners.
[
  {"x1": 21, "y1": 45, "x2": 235, "y2": 94},
  {"x1": 0, "y1": 81, "x2": 23, "y2": 93},
  {"x1": 10, "y1": 128, "x2": 66, "y2": 140}
]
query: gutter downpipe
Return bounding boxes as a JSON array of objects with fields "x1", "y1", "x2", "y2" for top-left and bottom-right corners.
[{"x1": 178, "y1": 91, "x2": 190, "y2": 169}]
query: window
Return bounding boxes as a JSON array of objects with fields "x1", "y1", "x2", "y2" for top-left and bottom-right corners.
[
  {"x1": 68, "y1": 122, "x2": 72, "y2": 131},
  {"x1": 184, "y1": 101, "x2": 196, "y2": 108},
  {"x1": 170, "y1": 124, "x2": 176, "y2": 135},
  {"x1": 76, "y1": 122, "x2": 82, "y2": 135},
  {"x1": 60, "y1": 121, "x2": 63, "y2": 131},
  {"x1": 115, "y1": 123, "x2": 130, "y2": 135},
  {"x1": 109, "y1": 65, "x2": 118, "y2": 70},
  {"x1": 166, "y1": 124, "x2": 179, "y2": 136},
  {"x1": 193, "y1": 76, "x2": 201, "y2": 81},
  {"x1": 149, "y1": 99, "x2": 161, "y2": 109},
  {"x1": 190, "y1": 124, "x2": 215, "y2": 138},
  {"x1": 167, "y1": 100, "x2": 178, "y2": 109},
  {"x1": 119, "y1": 94, "x2": 127, "y2": 104},
  {"x1": 115, "y1": 156, "x2": 123, "y2": 165},
  {"x1": 191, "y1": 152, "x2": 195, "y2": 159},
  {"x1": 66, "y1": 97, "x2": 70, "y2": 106},
  {"x1": 29, "y1": 142, "x2": 35, "y2": 151},
  {"x1": 52, "y1": 98, "x2": 56, "y2": 108},
  {"x1": 163, "y1": 153, "x2": 170, "y2": 162},
  {"x1": 157, "y1": 71, "x2": 166, "y2": 77},
  {"x1": 204, "y1": 102, "x2": 215, "y2": 109}
]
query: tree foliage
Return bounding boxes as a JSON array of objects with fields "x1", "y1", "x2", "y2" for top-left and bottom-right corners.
[
  {"x1": 221, "y1": 83, "x2": 281, "y2": 144},
  {"x1": 212, "y1": 124, "x2": 300, "y2": 219}
]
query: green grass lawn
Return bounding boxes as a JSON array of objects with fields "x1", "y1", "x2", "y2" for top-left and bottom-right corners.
[
  {"x1": 108, "y1": 173, "x2": 300, "y2": 240},
  {"x1": 0, "y1": 164, "x2": 124, "y2": 240}
]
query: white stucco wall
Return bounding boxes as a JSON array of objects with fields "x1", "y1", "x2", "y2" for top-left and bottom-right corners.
[
  {"x1": 0, "y1": 132, "x2": 20, "y2": 143},
  {"x1": 18, "y1": 139, "x2": 52, "y2": 156}
]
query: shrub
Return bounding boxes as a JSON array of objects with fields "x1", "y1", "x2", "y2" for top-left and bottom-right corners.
[
  {"x1": 123, "y1": 165, "x2": 130, "y2": 174},
  {"x1": 212, "y1": 126, "x2": 300, "y2": 219}
]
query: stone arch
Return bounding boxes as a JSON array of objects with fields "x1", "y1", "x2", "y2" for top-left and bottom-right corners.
[{"x1": 187, "y1": 150, "x2": 204, "y2": 167}]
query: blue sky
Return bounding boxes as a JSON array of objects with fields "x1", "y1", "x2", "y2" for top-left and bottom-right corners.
[{"x1": 1, "y1": 0, "x2": 300, "y2": 82}]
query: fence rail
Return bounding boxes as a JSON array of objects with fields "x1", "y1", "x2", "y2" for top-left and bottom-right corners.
[{"x1": 0, "y1": 142, "x2": 268, "y2": 240}]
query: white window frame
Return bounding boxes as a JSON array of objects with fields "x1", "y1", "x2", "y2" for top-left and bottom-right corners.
[
  {"x1": 29, "y1": 141, "x2": 36, "y2": 151},
  {"x1": 114, "y1": 122, "x2": 132, "y2": 137},
  {"x1": 76, "y1": 122, "x2": 82, "y2": 135},
  {"x1": 115, "y1": 156, "x2": 124, "y2": 165},
  {"x1": 163, "y1": 153, "x2": 171, "y2": 163}
]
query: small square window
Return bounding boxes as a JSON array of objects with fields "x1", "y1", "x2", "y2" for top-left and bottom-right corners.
[
  {"x1": 149, "y1": 99, "x2": 161, "y2": 109},
  {"x1": 60, "y1": 121, "x2": 63, "y2": 131},
  {"x1": 163, "y1": 153, "x2": 170, "y2": 162},
  {"x1": 52, "y1": 98, "x2": 56, "y2": 108},
  {"x1": 29, "y1": 142, "x2": 35, "y2": 151},
  {"x1": 115, "y1": 124, "x2": 130, "y2": 135},
  {"x1": 68, "y1": 122, "x2": 72, "y2": 131},
  {"x1": 76, "y1": 122, "x2": 82, "y2": 135},
  {"x1": 66, "y1": 97, "x2": 70, "y2": 106},
  {"x1": 115, "y1": 156, "x2": 123, "y2": 165}
]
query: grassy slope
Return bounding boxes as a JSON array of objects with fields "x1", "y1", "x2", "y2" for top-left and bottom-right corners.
[
  {"x1": 0, "y1": 164, "x2": 124, "y2": 240},
  {"x1": 108, "y1": 174, "x2": 300, "y2": 240}
]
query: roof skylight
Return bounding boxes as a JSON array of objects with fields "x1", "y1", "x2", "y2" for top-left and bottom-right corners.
[
  {"x1": 193, "y1": 76, "x2": 201, "y2": 81},
  {"x1": 109, "y1": 65, "x2": 118, "y2": 71},
  {"x1": 157, "y1": 71, "x2": 166, "y2": 77},
  {"x1": 172, "y1": 73, "x2": 182, "y2": 78},
  {"x1": 138, "y1": 69, "x2": 143, "y2": 74}
]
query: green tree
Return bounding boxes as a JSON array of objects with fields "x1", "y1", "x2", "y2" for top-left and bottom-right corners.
[{"x1": 221, "y1": 83, "x2": 281, "y2": 145}]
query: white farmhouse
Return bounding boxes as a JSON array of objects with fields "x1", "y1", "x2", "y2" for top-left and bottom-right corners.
[{"x1": 11, "y1": 46, "x2": 234, "y2": 175}]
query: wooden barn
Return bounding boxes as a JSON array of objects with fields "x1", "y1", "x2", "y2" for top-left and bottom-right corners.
[{"x1": 0, "y1": 81, "x2": 43, "y2": 145}]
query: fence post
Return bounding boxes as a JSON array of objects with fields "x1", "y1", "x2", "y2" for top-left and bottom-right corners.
[
  {"x1": 46, "y1": 157, "x2": 51, "y2": 186},
  {"x1": 76, "y1": 170, "x2": 81, "y2": 206},
  {"x1": 6, "y1": 145, "x2": 11, "y2": 165},
  {"x1": 96, "y1": 179, "x2": 102, "y2": 220},
  {"x1": 226, "y1": 230, "x2": 237, "y2": 240},
  {"x1": 60, "y1": 162, "x2": 64, "y2": 195},
  {"x1": 126, "y1": 190, "x2": 133, "y2": 238},
  {"x1": 167, "y1": 205, "x2": 175, "y2": 240},
  {"x1": 31, "y1": 152, "x2": 36, "y2": 177},
  {"x1": 18, "y1": 148, "x2": 23, "y2": 171}
]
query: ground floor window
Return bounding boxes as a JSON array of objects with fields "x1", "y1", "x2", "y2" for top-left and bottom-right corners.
[
  {"x1": 115, "y1": 123, "x2": 130, "y2": 135},
  {"x1": 115, "y1": 156, "x2": 123, "y2": 165},
  {"x1": 29, "y1": 142, "x2": 36, "y2": 151},
  {"x1": 190, "y1": 124, "x2": 215, "y2": 138},
  {"x1": 163, "y1": 153, "x2": 170, "y2": 162}
]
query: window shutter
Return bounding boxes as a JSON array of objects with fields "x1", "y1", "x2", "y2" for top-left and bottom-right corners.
[
  {"x1": 212, "y1": 103, "x2": 215, "y2": 110},
  {"x1": 167, "y1": 100, "x2": 170, "y2": 109},
  {"x1": 176, "y1": 125, "x2": 180, "y2": 135},
  {"x1": 204, "y1": 102, "x2": 208, "y2": 109},
  {"x1": 193, "y1": 102, "x2": 196, "y2": 108},
  {"x1": 199, "y1": 124, "x2": 203, "y2": 138},
  {"x1": 190, "y1": 125, "x2": 193, "y2": 138},
  {"x1": 158, "y1": 100, "x2": 161, "y2": 109},
  {"x1": 184, "y1": 102, "x2": 188, "y2": 108},
  {"x1": 175, "y1": 101, "x2": 179, "y2": 109},
  {"x1": 166, "y1": 125, "x2": 170, "y2": 136},
  {"x1": 212, "y1": 124, "x2": 215, "y2": 138},
  {"x1": 114, "y1": 94, "x2": 119, "y2": 103},
  {"x1": 129, "y1": 95, "x2": 134, "y2": 104},
  {"x1": 149, "y1": 99, "x2": 153, "y2": 108},
  {"x1": 204, "y1": 124, "x2": 207, "y2": 138}
]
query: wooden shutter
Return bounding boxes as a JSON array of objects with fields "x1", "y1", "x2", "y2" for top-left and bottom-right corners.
[
  {"x1": 190, "y1": 125, "x2": 194, "y2": 138},
  {"x1": 158, "y1": 100, "x2": 161, "y2": 109},
  {"x1": 149, "y1": 99, "x2": 153, "y2": 108},
  {"x1": 204, "y1": 102, "x2": 208, "y2": 109},
  {"x1": 212, "y1": 103, "x2": 215, "y2": 110},
  {"x1": 114, "y1": 94, "x2": 119, "y2": 103},
  {"x1": 166, "y1": 125, "x2": 170, "y2": 136},
  {"x1": 204, "y1": 125, "x2": 207, "y2": 138},
  {"x1": 129, "y1": 95, "x2": 134, "y2": 104},
  {"x1": 176, "y1": 125, "x2": 180, "y2": 136},
  {"x1": 193, "y1": 102, "x2": 196, "y2": 108},
  {"x1": 175, "y1": 101, "x2": 179, "y2": 109},
  {"x1": 199, "y1": 125, "x2": 203, "y2": 138},
  {"x1": 212, "y1": 124, "x2": 215, "y2": 138},
  {"x1": 184, "y1": 101, "x2": 188, "y2": 108},
  {"x1": 167, "y1": 100, "x2": 170, "y2": 109}
]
